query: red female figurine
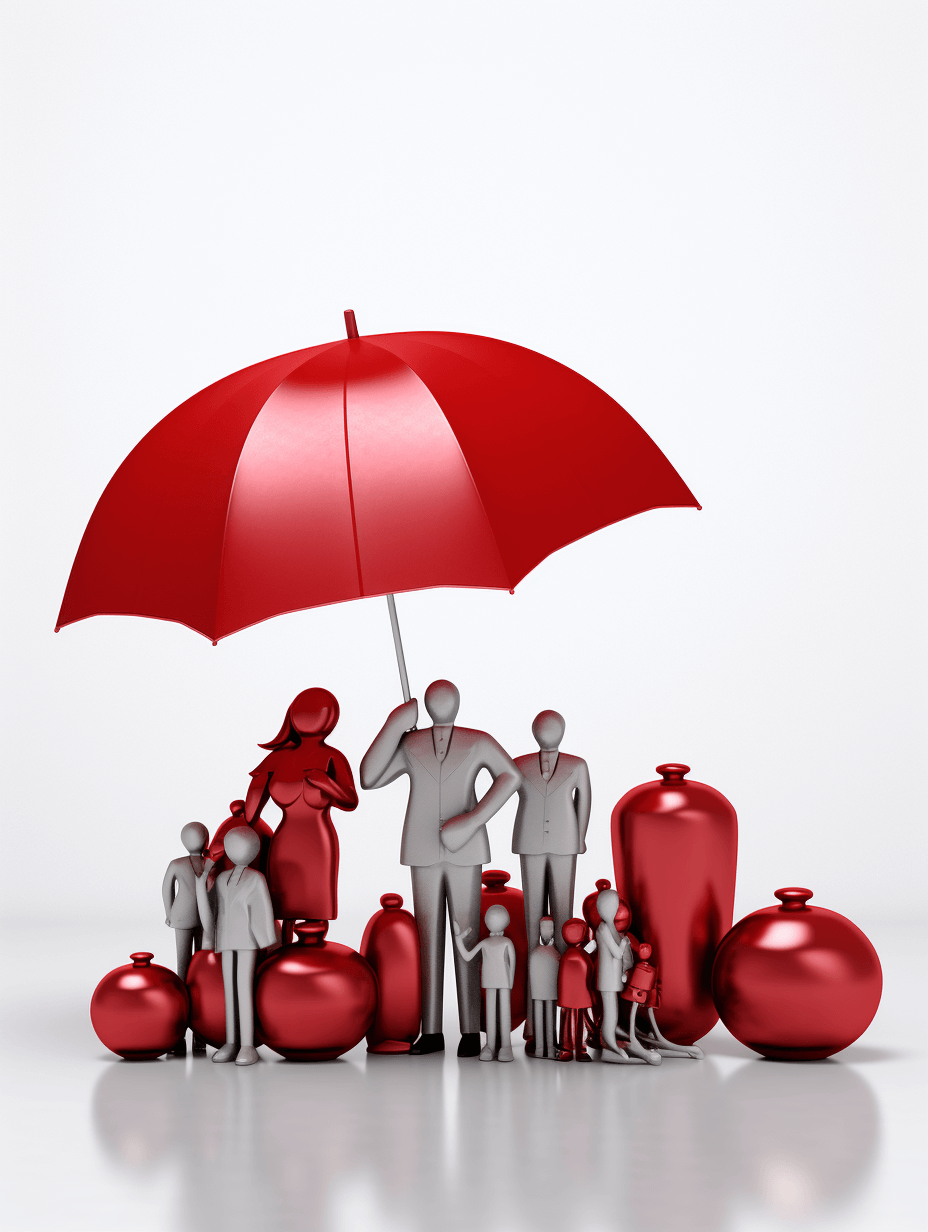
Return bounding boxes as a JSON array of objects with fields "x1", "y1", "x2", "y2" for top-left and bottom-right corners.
[
  {"x1": 556, "y1": 918, "x2": 595, "y2": 1062},
  {"x1": 245, "y1": 688, "x2": 358, "y2": 941}
]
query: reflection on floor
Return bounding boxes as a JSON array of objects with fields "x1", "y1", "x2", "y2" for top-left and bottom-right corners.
[{"x1": 2, "y1": 923, "x2": 924, "y2": 1232}]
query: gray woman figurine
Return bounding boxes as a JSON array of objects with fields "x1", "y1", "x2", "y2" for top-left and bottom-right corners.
[
  {"x1": 595, "y1": 888, "x2": 652, "y2": 1065},
  {"x1": 196, "y1": 827, "x2": 278, "y2": 1066}
]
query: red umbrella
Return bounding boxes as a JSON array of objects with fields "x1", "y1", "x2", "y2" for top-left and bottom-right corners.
[{"x1": 57, "y1": 311, "x2": 699, "y2": 693}]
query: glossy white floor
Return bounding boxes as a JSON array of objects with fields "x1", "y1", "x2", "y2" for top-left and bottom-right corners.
[{"x1": 1, "y1": 923, "x2": 924, "y2": 1232}]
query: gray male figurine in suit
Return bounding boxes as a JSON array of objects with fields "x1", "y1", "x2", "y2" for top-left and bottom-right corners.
[
  {"x1": 513, "y1": 710, "x2": 591, "y2": 992},
  {"x1": 361, "y1": 680, "x2": 521, "y2": 1056}
]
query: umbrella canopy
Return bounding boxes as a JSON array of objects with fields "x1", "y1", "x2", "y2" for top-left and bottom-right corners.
[{"x1": 57, "y1": 325, "x2": 699, "y2": 645}]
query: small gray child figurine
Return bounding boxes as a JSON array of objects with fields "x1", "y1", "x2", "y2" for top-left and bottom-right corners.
[
  {"x1": 162, "y1": 822, "x2": 210, "y2": 982},
  {"x1": 527, "y1": 916, "x2": 560, "y2": 1058},
  {"x1": 454, "y1": 906, "x2": 516, "y2": 1062}
]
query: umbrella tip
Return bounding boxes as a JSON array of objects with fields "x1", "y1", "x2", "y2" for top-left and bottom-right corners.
[{"x1": 344, "y1": 309, "x2": 359, "y2": 339}]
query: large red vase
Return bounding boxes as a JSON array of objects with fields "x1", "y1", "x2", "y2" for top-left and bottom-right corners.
[
  {"x1": 255, "y1": 921, "x2": 377, "y2": 1060},
  {"x1": 91, "y1": 952, "x2": 189, "y2": 1060},
  {"x1": 360, "y1": 893, "x2": 421, "y2": 1054},
  {"x1": 611, "y1": 763, "x2": 737, "y2": 1045},
  {"x1": 711, "y1": 887, "x2": 882, "y2": 1060},
  {"x1": 479, "y1": 869, "x2": 527, "y2": 1031}
]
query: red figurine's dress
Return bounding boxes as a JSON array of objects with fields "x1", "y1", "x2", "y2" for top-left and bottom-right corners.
[
  {"x1": 253, "y1": 744, "x2": 356, "y2": 921},
  {"x1": 557, "y1": 947, "x2": 594, "y2": 1009}
]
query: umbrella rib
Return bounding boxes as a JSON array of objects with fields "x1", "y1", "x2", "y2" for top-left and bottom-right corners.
[{"x1": 342, "y1": 364, "x2": 365, "y2": 595}]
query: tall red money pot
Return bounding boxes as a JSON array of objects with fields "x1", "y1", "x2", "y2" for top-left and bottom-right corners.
[
  {"x1": 360, "y1": 893, "x2": 421, "y2": 1053},
  {"x1": 479, "y1": 870, "x2": 527, "y2": 1030},
  {"x1": 611, "y1": 764, "x2": 737, "y2": 1045},
  {"x1": 91, "y1": 952, "x2": 189, "y2": 1060}
]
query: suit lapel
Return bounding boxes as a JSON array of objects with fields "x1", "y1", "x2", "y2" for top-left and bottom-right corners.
[
  {"x1": 405, "y1": 732, "x2": 441, "y2": 782},
  {"x1": 438, "y1": 727, "x2": 472, "y2": 779},
  {"x1": 545, "y1": 754, "x2": 573, "y2": 795}
]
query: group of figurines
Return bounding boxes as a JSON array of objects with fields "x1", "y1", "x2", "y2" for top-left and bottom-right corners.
[{"x1": 160, "y1": 682, "x2": 702, "y2": 1068}]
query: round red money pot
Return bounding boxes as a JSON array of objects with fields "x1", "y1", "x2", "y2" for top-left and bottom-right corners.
[
  {"x1": 360, "y1": 893, "x2": 421, "y2": 1054},
  {"x1": 255, "y1": 921, "x2": 377, "y2": 1060},
  {"x1": 480, "y1": 870, "x2": 527, "y2": 1030},
  {"x1": 91, "y1": 952, "x2": 189, "y2": 1060},
  {"x1": 612, "y1": 763, "x2": 738, "y2": 1045},
  {"x1": 185, "y1": 949, "x2": 227, "y2": 1049},
  {"x1": 711, "y1": 888, "x2": 882, "y2": 1061}
]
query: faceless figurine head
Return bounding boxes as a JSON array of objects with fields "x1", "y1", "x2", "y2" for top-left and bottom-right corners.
[
  {"x1": 260, "y1": 687, "x2": 340, "y2": 749},
  {"x1": 181, "y1": 822, "x2": 209, "y2": 854},
  {"x1": 229, "y1": 800, "x2": 246, "y2": 816},
  {"x1": 539, "y1": 916, "x2": 555, "y2": 944},
  {"x1": 597, "y1": 888, "x2": 619, "y2": 929},
  {"x1": 424, "y1": 679, "x2": 460, "y2": 726},
  {"x1": 484, "y1": 904, "x2": 510, "y2": 933},
  {"x1": 223, "y1": 826, "x2": 260, "y2": 868},
  {"x1": 532, "y1": 710, "x2": 565, "y2": 751},
  {"x1": 561, "y1": 917, "x2": 588, "y2": 947}
]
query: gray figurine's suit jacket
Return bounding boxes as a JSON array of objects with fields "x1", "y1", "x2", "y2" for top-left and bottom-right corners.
[
  {"x1": 511, "y1": 753, "x2": 591, "y2": 855},
  {"x1": 374, "y1": 727, "x2": 521, "y2": 867}
]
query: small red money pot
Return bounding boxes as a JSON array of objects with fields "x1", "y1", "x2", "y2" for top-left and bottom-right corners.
[
  {"x1": 255, "y1": 921, "x2": 377, "y2": 1060},
  {"x1": 186, "y1": 949, "x2": 227, "y2": 1049},
  {"x1": 360, "y1": 893, "x2": 421, "y2": 1053},
  {"x1": 711, "y1": 888, "x2": 882, "y2": 1060},
  {"x1": 91, "y1": 952, "x2": 189, "y2": 1060},
  {"x1": 612, "y1": 763, "x2": 738, "y2": 1045},
  {"x1": 479, "y1": 870, "x2": 527, "y2": 1030}
]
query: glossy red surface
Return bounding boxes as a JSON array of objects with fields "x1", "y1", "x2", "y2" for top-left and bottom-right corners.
[
  {"x1": 255, "y1": 921, "x2": 377, "y2": 1060},
  {"x1": 359, "y1": 893, "x2": 422, "y2": 1053},
  {"x1": 56, "y1": 330, "x2": 699, "y2": 642},
  {"x1": 611, "y1": 764, "x2": 737, "y2": 1045},
  {"x1": 711, "y1": 888, "x2": 882, "y2": 1060},
  {"x1": 581, "y1": 878, "x2": 612, "y2": 933},
  {"x1": 479, "y1": 870, "x2": 527, "y2": 1030},
  {"x1": 91, "y1": 952, "x2": 188, "y2": 1060},
  {"x1": 557, "y1": 919, "x2": 594, "y2": 1010}
]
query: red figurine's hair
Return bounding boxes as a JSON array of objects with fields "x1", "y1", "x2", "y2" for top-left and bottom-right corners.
[{"x1": 259, "y1": 688, "x2": 340, "y2": 749}]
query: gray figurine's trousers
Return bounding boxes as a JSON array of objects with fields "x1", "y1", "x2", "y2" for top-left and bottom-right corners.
[
  {"x1": 410, "y1": 861, "x2": 482, "y2": 1035},
  {"x1": 520, "y1": 853, "x2": 576, "y2": 956}
]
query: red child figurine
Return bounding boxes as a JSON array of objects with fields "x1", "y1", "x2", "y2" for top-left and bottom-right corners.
[
  {"x1": 556, "y1": 918, "x2": 595, "y2": 1062},
  {"x1": 245, "y1": 689, "x2": 358, "y2": 942},
  {"x1": 209, "y1": 800, "x2": 274, "y2": 875}
]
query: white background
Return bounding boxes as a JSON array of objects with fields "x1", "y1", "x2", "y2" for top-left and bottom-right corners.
[{"x1": 1, "y1": 0, "x2": 924, "y2": 949}]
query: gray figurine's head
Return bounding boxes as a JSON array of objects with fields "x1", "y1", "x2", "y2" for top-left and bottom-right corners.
[
  {"x1": 425, "y1": 679, "x2": 460, "y2": 726},
  {"x1": 181, "y1": 822, "x2": 209, "y2": 854},
  {"x1": 532, "y1": 710, "x2": 565, "y2": 751},
  {"x1": 485, "y1": 904, "x2": 510, "y2": 933},
  {"x1": 539, "y1": 916, "x2": 555, "y2": 944},
  {"x1": 597, "y1": 888, "x2": 620, "y2": 934},
  {"x1": 223, "y1": 826, "x2": 260, "y2": 868}
]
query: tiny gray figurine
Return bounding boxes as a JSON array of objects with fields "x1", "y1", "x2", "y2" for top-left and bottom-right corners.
[
  {"x1": 162, "y1": 822, "x2": 211, "y2": 1056},
  {"x1": 360, "y1": 680, "x2": 521, "y2": 1057},
  {"x1": 454, "y1": 906, "x2": 516, "y2": 1062},
  {"x1": 527, "y1": 916, "x2": 560, "y2": 1058},
  {"x1": 513, "y1": 710, "x2": 590, "y2": 1045},
  {"x1": 196, "y1": 827, "x2": 279, "y2": 1067},
  {"x1": 595, "y1": 888, "x2": 650, "y2": 1065}
]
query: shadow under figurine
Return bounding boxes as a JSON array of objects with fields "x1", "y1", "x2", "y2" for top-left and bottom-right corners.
[
  {"x1": 453, "y1": 906, "x2": 516, "y2": 1061},
  {"x1": 196, "y1": 826, "x2": 279, "y2": 1066}
]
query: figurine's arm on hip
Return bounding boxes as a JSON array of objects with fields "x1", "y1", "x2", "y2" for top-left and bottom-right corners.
[
  {"x1": 440, "y1": 740, "x2": 521, "y2": 852},
  {"x1": 360, "y1": 699, "x2": 418, "y2": 790}
]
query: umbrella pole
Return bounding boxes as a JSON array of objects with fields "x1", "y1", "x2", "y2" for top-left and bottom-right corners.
[{"x1": 386, "y1": 594, "x2": 411, "y2": 702}]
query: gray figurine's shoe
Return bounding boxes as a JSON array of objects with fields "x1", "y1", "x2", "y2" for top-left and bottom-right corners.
[
  {"x1": 410, "y1": 1033, "x2": 445, "y2": 1055},
  {"x1": 479, "y1": 1045, "x2": 496, "y2": 1061},
  {"x1": 457, "y1": 1032, "x2": 481, "y2": 1058},
  {"x1": 235, "y1": 1045, "x2": 259, "y2": 1066},
  {"x1": 212, "y1": 1043, "x2": 238, "y2": 1063},
  {"x1": 602, "y1": 1047, "x2": 645, "y2": 1064},
  {"x1": 497, "y1": 1046, "x2": 514, "y2": 1062}
]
